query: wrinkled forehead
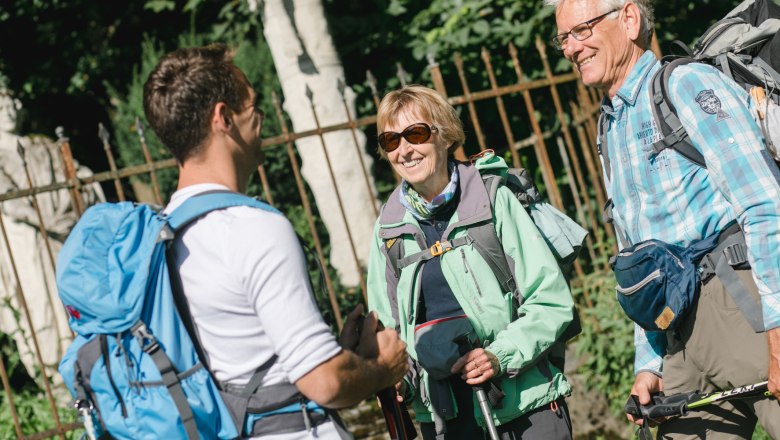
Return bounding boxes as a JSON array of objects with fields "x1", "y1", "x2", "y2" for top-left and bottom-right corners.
[{"x1": 555, "y1": 0, "x2": 603, "y2": 30}]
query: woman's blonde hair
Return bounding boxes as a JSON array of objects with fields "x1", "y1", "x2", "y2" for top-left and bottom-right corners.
[{"x1": 376, "y1": 85, "x2": 465, "y2": 158}]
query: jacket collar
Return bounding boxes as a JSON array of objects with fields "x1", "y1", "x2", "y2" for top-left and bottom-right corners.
[{"x1": 378, "y1": 162, "x2": 493, "y2": 239}]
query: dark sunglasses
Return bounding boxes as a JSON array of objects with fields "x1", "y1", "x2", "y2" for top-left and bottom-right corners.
[{"x1": 377, "y1": 123, "x2": 438, "y2": 153}]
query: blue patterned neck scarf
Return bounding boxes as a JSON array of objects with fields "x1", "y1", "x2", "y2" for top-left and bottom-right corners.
[{"x1": 399, "y1": 160, "x2": 459, "y2": 220}]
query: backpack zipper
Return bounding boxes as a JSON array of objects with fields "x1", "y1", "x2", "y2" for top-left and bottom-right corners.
[
  {"x1": 616, "y1": 269, "x2": 662, "y2": 295},
  {"x1": 695, "y1": 18, "x2": 742, "y2": 53},
  {"x1": 101, "y1": 334, "x2": 128, "y2": 417}
]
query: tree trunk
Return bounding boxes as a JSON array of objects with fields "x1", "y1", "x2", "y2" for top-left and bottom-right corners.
[{"x1": 261, "y1": 0, "x2": 378, "y2": 287}]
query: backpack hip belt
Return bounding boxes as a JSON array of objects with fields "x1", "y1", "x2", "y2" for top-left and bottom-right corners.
[{"x1": 697, "y1": 223, "x2": 765, "y2": 332}]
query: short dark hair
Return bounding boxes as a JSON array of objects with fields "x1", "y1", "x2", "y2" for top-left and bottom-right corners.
[{"x1": 143, "y1": 44, "x2": 250, "y2": 163}]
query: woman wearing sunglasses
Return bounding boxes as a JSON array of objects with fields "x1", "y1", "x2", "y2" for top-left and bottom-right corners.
[{"x1": 366, "y1": 85, "x2": 575, "y2": 440}]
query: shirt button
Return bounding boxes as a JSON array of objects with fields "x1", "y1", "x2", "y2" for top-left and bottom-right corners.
[{"x1": 728, "y1": 138, "x2": 735, "y2": 144}]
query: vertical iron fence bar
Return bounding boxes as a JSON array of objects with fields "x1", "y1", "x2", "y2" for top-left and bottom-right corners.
[
  {"x1": 366, "y1": 70, "x2": 381, "y2": 109},
  {"x1": 576, "y1": 81, "x2": 603, "y2": 170},
  {"x1": 569, "y1": 99, "x2": 615, "y2": 246},
  {"x1": 480, "y1": 47, "x2": 521, "y2": 169},
  {"x1": 453, "y1": 52, "x2": 488, "y2": 152},
  {"x1": 272, "y1": 92, "x2": 343, "y2": 330},
  {"x1": 55, "y1": 127, "x2": 85, "y2": 216},
  {"x1": 134, "y1": 118, "x2": 163, "y2": 205},
  {"x1": 427, "y1": 54, "x2": 449, "y2": 97},
  {"x1": 98, "y1": 123, "x2": 125, "y2": 201},
  {"x1": 569, "y1": 101, "x2": 607, "y2": 218},
  {"x1": 256, "y1": 164, "x2": 275, "y2": 206},
  {"x1": 555, "y1": 139, "x2": 586, "y2": 279},
  {"x1": 427, "y1": 54, "x2": 468, "y2": 162},
  {"x1": 305, "y1": 85, "x2": 368, "y2": 304},
  {"x1": 0, "y1": 204, "x2": 66, "y2": 439},
  {"x1": 588, "y1": 86, "x2": 601, "y2": 112},
  {"x1": 338, "y1": 78, "x2": 379, "y2": 218},
  {"x1": 16, "y1": 140, "x2": 59, "y2": 275},
  {"x1": 556, "y1": 136, "x2": 598, "y2": 270},
  {"x1": 396, "y1": 63, "x2": 410, "y2": 87},
  {"x1": 16, "y1": 140, "x2": 69, "y2": 344},
  {"x1": 367, "y1": 70, "x2": 401, "y2": 184},
  {"x1": 535, "y1": 37, "x2": 599, "y2": 233},
  {"x1": 507, "y1": 43, "x2": 564, "y2": 211},
  {"x1": 0, "y1": 353, "x2": 24, "y2": 439}
]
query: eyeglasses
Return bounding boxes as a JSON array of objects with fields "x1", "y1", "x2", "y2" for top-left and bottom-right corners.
[
  {"x1": 377, "y1": 123, "x2": 438, "y2": 153},
  {"x1": 551, "y1": 8, "x2": 620, "y2": 50}
]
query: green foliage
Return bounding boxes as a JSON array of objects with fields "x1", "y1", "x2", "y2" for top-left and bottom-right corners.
[
  {"x1": 571, "y1": 255, "x2": 636, "y2": 416},
  {"x1": 389, "y1": 0, "x2": 556, "y2": 62},
  {"x1": 754, "y1": 425, "x2": 772, "y2": 440},
  {"x1": 0, "y1": 390, "x2": 80, "y2": 440}
]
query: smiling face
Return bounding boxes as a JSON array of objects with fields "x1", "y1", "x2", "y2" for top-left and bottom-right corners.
[
  {"x1": 555, "y1": 0, "x2": 644, "y2": 97},
  {"x1": 383, "y1": 106, "x2": 451, "y2": 201}
]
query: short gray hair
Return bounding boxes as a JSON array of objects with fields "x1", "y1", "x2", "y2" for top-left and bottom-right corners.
[{"x1": 545, "y1": 0, "x2": 655, "y2": 48}]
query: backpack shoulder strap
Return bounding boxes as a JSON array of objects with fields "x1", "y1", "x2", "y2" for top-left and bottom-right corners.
[
  {"x1": 650, "y1": 57, "x2": 707, "y2": 168},
  {"x1": 167, "y1": 192, "x2": 280, "y2": 232},
  {"x1": 597, "y1": 110, "x2": 612, "y2": 182},
  {"x1": 473, "y1": 174, "x2": 522, "y2": 305}
]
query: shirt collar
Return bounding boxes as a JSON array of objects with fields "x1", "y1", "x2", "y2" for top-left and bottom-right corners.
[{"x1": 613, "y1": 50, "x2": 658, "y2": 106}]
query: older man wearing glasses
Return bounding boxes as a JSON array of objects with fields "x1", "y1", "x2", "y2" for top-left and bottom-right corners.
[{"x1": 547, "y1": 0, "x2": 780, "y2": 438}]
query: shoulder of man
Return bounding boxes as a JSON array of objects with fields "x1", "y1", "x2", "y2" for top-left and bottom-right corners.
[{"x1": 665, "y1": 61, "x2": 747, "y2": 114}]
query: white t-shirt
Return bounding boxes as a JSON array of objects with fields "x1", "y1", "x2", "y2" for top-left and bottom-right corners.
[{"x1": 164, "y1": 184, "x2": 345, "y2": 439}]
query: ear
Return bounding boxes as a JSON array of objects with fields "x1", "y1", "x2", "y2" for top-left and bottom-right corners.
[
  {"x1": 623, "y1": 2, "x2": 643, "y2": 43},
  {"x1": 212, "y1": 102, "x2": 232, "y2": 133}
]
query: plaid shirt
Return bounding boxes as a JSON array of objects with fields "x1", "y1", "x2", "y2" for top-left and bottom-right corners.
[{"x1": 598, "y1": 51, "x2": 780, "y2": 374}]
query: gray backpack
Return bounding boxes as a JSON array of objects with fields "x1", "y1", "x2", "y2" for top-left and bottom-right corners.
[
  {"x1": 383, "y1": 162, "x2": 587, "y2": 372},
  {"x1": 598, "y1": 0, "x2": 780, "y2": 334},
  {"x1": 627, "y1": 0, "x2": 780, "y2": 170}
]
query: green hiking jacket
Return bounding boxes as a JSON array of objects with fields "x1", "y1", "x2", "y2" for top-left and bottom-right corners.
[{"x1": 366, "y1": 159, "x2": 574, "y2": 427}]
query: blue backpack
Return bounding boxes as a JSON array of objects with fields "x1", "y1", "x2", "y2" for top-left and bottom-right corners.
[{"x1": 56, "y1": 193, "x2": 313, "y2": 439}]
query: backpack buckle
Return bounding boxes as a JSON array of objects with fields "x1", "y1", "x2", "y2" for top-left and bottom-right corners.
[
  {"x1": 723, "y1": 243, "x2": 748, "y2": 267},
  {"x1": 429, "y1": 240, "x2": 452, "y2": 257},
  {"x1": 131, "y1": 321, "x2": 160, "y2": 354}
]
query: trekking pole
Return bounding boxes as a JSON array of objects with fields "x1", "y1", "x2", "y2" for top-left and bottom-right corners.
[
  {"x1": 376, "y1": 386, "x2": 417, "y2": 440},
  {"x1": 474, "y1": 384, "x2": 500, "y2": 440},
  {"x1": 353, "y1": 315, "x2": 417, "y2": 440},
  {"x1": 624, "y1": 381, "x2": 771, "y2": 439},
  {"x1": 455, "y1": 336, "x2": 500, "y2": 440}
]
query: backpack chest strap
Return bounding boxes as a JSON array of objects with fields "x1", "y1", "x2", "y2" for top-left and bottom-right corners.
[{"x1": 397, "y1": 235, "x2": 473, "y2": 270}]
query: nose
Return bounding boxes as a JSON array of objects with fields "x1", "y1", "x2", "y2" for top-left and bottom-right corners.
[
  {"x1": 396, "y1": 137, "x2": 413, "y2": 156},
  {"x1": 563, "y1": 38, "x2": 583, "y2": 61}
]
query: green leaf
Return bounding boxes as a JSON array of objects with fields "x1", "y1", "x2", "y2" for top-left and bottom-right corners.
[
  {"x1": 143, "y1": 0, "x2": 175, "y2": 13},
  {"x1": 473, "y1": 19, "x2": 490, "y2": 37},
  {"x1": 387, "y1": 0, "x2": 408, "y2": 16}
]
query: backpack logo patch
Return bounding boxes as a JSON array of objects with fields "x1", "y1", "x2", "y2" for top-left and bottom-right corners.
[
  {"x1": 695, "y1": 89, "x2": 730, "y2": 121},
  {"x1": 65, "y1": 305, "x2": 81, "y2": 320}
]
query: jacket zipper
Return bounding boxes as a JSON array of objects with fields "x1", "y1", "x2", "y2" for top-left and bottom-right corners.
[{"x1": 461, "y1": 249, "x2": 484, "y2": 298}]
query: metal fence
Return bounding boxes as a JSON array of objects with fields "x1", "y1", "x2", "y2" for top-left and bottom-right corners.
[{"x1": 0, "y1": 38, "x2": 610, "y2": 439}]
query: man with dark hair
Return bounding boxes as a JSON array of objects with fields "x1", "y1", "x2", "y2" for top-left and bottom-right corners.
[
  {"x1": 548, "y1": 0, "x2": 780, "y2": 438},
  {"x1": 143, "y1": 44, "x2": 408, "y2": 439}
]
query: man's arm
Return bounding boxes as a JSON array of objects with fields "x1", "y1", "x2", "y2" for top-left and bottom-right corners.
[
  {"x1": 769, "y1": 328, "x2": 780, "y2": 399},
  {"x1": 668, "y1": 64, "x2": 780, "y2": 399},
  {"x1": 295, "y1": 309, "x2": 409, "y2": 408}
]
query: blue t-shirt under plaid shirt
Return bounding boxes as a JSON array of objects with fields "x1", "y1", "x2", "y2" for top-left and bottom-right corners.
[{"x1": 598, "y1": 51, "x2": 780, "y2": 374}]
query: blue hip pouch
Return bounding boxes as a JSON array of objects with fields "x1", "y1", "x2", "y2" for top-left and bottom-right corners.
[{"x1": 611, "y1": 233, "x2": 721, "y2": 332}]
